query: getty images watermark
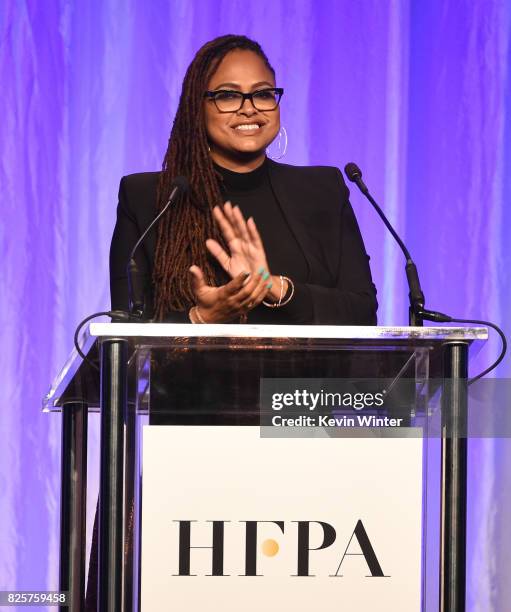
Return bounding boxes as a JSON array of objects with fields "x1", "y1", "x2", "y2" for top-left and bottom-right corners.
[
  {"x1": 260, "y1": 378, "x2": 511, "y2": 438},
  {"x1": 260, "y1": 378, "x2": 412, "y2": 435},
  {"x1": 269, "y1": 388, "x2": 406, "y2": 427}
]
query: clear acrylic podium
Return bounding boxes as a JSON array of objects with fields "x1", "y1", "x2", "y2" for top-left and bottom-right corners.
[{"x1": 44, "y1": 323, "x2": 487, "y2": 611}]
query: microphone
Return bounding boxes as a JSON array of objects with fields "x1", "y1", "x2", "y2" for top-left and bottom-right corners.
[
  {"x1": 127, "y1": 176, "x2": 189, "y2": 319},
  {"x1": 344, "y1": 162, "x2": 449, "y2": 326}
]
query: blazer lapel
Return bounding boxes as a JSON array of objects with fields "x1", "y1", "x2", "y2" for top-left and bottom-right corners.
[{"x1": 267, "y1": 159, "x2": 322, "y2": 282}]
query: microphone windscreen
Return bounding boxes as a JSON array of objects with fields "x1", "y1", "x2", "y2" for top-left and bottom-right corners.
[
  {"x1": 172, "y1": 175, "x2": 189, "y2": 193},
  {"x1": 344, "y1": 162, "x2": 362, "y2": 182}
]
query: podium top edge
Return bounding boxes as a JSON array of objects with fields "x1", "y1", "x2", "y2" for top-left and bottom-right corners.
[{"x1": 88, "y1": 322, "x2": 489, "y2": 341}]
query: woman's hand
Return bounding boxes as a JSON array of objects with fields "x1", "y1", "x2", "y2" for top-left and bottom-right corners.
[
  {"x1": 189, "y1": 265, "x2": 271, "y2": 323},
  {"x1": 206, "y1": 202, "x2": 287, "y2": 304},
  {"x1": 206, "y1": 202, "x2": 270, "y2": 279}
]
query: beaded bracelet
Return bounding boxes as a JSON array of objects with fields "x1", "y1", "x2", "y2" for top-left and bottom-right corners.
[{"x1": 262, "y1": 275, "x2": 295, "y2": 308}]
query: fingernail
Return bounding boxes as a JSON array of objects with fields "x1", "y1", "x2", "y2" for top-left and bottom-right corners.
[
  {"x1": 258, "y1": 266, "x2": 265, "y2": 274},
  {"x1": 243, "y1": 271, "x2": 250, "y2": 278},
  {"x1": 267, "y1": 281, "x2": 273, "y2": 289},
  {"x1": 262, "y1": 271, "x2": 270, "y2": 281}
]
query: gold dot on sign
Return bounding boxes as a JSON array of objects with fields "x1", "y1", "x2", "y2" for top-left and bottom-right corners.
[{"x1": 262, "y1": 539, "x2": 279, "y2": 557}]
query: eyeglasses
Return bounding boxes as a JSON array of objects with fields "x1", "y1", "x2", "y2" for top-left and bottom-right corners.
[{"x1": 204, "y1": 88, "x2": 284, "y2": 113}]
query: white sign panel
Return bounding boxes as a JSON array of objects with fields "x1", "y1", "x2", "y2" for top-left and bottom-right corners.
[{"x1": 141, "y1": 426, "x2": 422, "y2": 611}]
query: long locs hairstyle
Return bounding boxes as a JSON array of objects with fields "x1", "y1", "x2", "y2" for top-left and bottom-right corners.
[{"x1": 153, "y1": 34, "x2": 276, "y2": 320}]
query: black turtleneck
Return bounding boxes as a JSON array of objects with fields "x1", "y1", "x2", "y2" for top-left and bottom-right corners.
[{"x1": 214, "y1": 158, "x2": 313, "y2": 324}]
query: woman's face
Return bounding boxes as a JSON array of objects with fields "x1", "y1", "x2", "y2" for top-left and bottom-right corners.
[{"x1": 204, "y1": 49, "x2": 280, "y2": 171}]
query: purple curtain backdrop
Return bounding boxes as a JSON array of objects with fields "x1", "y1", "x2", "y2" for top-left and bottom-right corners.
[{"x1": 1, "y1": 1, "x2": 510, "y2": 610}]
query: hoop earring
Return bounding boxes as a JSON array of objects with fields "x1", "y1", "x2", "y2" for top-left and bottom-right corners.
[{"x1": 266, "y1": 126, "x2": 288, "y2": 160}]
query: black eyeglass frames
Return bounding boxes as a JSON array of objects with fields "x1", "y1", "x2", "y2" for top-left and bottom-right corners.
[{"x1": 204, "y1": 88, "x2": 284, "y2": 113}]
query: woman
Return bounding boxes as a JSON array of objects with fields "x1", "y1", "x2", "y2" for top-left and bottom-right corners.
[
  {"x1": 87, "y1": 34, "x2": 377, "y2": 610},
  {"x1": 109, "y1": 34, "x2": 377, "y2": 325}
]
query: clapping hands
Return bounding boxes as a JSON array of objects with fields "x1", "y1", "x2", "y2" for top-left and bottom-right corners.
[
  {"x1": 207, "y1": 202, "x2": 270, "y2": 280},
  {"x1": 189, "y1": 202, "x2": 275, "y2": 323}
]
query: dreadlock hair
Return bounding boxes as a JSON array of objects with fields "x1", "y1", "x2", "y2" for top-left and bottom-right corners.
[{"x1": 152, "y1": 34, "x2": 276, "y2": 320}]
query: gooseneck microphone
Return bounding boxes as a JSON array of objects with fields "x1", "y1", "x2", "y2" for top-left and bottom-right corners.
[
  {"x1": 73, "y1": 176, "x2": 189, "y2": 371},
  {"x1": 344, "y1": 162, "x2": 449, "y2": 326},
  {"x1": 127, "y1": 175, "x2": 189, "y2": 318},
  {"x1": 342, "y1": 161, "x2": 507, "y2": 380}
]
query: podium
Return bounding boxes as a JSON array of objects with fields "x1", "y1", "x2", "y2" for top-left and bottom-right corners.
[{"x1": 44, "y1": 323, "x2": 487, "y2": 611}]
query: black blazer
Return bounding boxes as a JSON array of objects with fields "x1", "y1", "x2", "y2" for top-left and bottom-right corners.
[{"x1": 109, "y1": 159, "x2": 378, "y2": 325}]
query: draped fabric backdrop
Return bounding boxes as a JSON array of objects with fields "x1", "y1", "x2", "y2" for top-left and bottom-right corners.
[{"x1": 1, "y1": 1, "x2": 510, "y2": 610}]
